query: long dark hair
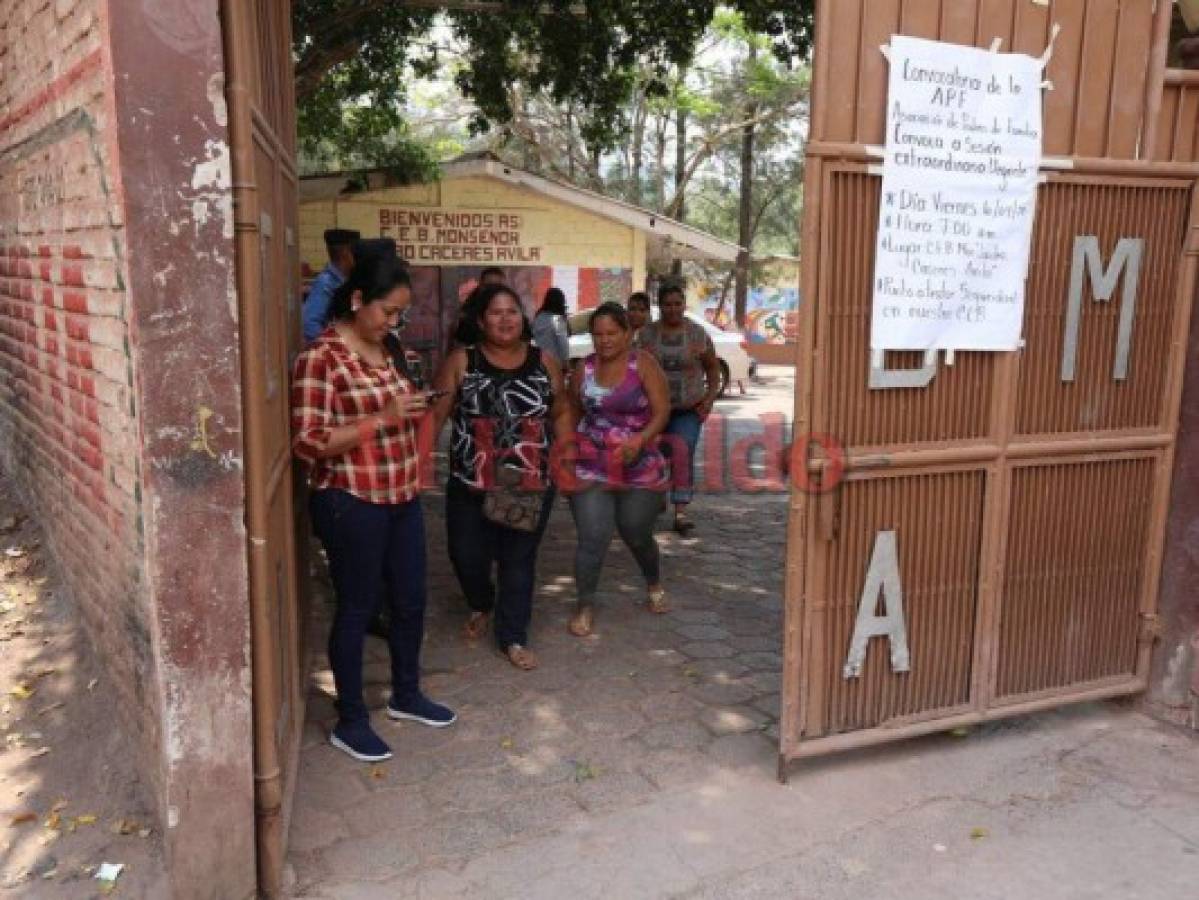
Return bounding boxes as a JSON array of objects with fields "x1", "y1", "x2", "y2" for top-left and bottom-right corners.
[
  {"x1": 328, "y1": 255, "x2": 411, "y2": 320},
  {"x1": 589, "y1": 300, "x2": 631, "y2": 332},
  {"x1": 540, "y1": 287, "x2": 567, "y2": 317},
  {"x1": 474, "y1": 283, "x2": 533, "y2": 341}
]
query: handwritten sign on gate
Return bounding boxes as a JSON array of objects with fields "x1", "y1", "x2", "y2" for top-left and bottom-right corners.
[{"x1": 871, "y1": 36, "x2": 1043, "y2": 352}]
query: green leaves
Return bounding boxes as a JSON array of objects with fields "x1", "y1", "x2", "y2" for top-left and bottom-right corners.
[{"x1": 291, "y1": 1, "x2": 814, "y2": 174}]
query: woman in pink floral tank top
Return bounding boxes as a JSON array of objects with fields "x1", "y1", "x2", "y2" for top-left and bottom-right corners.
[{"x1": 565, "y1": 302, "x2": 671, "y2": 637}]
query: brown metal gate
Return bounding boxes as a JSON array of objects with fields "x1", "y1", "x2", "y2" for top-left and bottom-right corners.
[
  {"x1": 223, "y1": 1, "x2": 308, "y2": 893},
  {"x1": 783, "y1": 0, "x2": 1199, "y2": 769}
]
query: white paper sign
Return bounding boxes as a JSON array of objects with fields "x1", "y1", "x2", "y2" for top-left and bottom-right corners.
[
  {"x1": 871, "y1": 36, "x2": 1043, "y2": 352},
  {"x1": 552, "y1": 265, "x2": 580, "y2": 311}
]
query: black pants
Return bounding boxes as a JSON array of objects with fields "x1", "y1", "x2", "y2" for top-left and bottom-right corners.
[
  {"x1": 310, "y1": 489, "x2": 426, "y2": 726},
  {"x1": 445, "y1": 478, "x2": 553, "y2": 650}
]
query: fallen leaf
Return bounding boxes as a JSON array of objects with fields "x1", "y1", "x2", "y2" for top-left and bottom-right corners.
[
  {"x1": 572, "y1": 760, "x2": 600, "y2": 783},
  {"x1": 969, "y1": 827, "x2": 989, "y2": 840},
  {"x1": 9, "y1": 682, "x2": 34, "y2": 700},
  {"x1": 112, "y1": 818, "x2": 140, "y2": 835},
  {"x1": 10, "y1": 812, "x2": 36, "y2": 825}
]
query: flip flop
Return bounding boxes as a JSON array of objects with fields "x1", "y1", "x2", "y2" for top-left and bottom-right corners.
[
  {"x1": 463, "y1": 611, "x2": 491, "y2": 641},
  {"x1": 568, "y1": 604, "x2": 595, "y2": 637},
  {"x1": 673, "y1": 513, "x2": 695, "y2": 535},
  {"x1": 646, "y1": 588, "x2": 671, "y2": 614},
  {"x1": 503, "y1": 644, "x2": 538, "y2": 671}
]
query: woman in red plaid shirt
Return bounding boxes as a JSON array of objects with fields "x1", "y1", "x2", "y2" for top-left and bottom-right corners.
[{"x1": 291, "y1": 243, "x2": 455, "y2": 763}]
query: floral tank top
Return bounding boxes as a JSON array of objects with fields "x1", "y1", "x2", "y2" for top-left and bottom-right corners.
[{"x1": 575, "y1": 353, "x2": 668, "y2": 490}]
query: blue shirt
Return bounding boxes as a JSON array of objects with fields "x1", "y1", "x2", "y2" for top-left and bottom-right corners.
[{"x1": 302, "y1": 264, "x2": 345, "y2": 343}]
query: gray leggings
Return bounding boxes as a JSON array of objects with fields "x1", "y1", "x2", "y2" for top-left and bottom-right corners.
[{"x1": 569, "y1": 487, "x2": 663, "y2": 605}]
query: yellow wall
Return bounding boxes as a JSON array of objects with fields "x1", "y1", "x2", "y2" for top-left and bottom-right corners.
[{"x1": 300, "y1": 176, "x2": 645, "y2": 286}]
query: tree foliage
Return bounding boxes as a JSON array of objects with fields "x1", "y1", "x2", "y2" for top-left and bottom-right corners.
[{"x1": 291, "y1": 1, "x2": 813, "y2": 175}]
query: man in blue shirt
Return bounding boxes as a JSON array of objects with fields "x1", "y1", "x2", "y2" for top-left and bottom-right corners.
[{"x1": 302, "y1": 228, "x2": 360, "y2": 343}]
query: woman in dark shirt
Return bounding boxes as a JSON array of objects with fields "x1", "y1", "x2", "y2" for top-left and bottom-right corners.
[{"x1": 430, "y1": 284, "x2": 572, "y2": 670}]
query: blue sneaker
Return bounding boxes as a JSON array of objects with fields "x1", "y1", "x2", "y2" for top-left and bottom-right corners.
[
  {"x1": 329, "y1": 721, "x2": 392, "y2": 762},
  {"x1": 387, "y1": 693, "x2": 457, "y2": 728}
]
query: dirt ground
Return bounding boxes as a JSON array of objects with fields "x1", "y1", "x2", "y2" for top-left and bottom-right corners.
[{"x1": 0, "y1": 474, "x2": 166, "y2": 898}]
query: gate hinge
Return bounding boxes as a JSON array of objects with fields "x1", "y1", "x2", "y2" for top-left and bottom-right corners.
[{"x1": 1138, "y1": 612, "x2": 1162, "y2": 644}]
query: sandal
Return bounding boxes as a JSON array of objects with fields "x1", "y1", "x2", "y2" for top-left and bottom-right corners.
[
  {"x1": 646, "y1": 587, "x2": 671, "y2": 614},
  {"x1": 503, "y1": 643, "x2": 538, "y2": 671},
  {"x1": 463, "y1": 611, "x2": 491, "y2": 641},
  {"x1": 568, "y1": 604, "x2": 595, "y2": 637},
  {"x1": 672, "y1": 512, "x2": 695, "y2": 535}
]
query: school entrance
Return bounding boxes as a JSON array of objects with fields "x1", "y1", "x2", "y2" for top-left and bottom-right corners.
[{"x1": 222, "y1": 0, "x2": 1199, "y2": 894}]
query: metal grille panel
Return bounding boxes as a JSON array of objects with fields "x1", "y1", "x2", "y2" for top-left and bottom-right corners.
[
  {"x1": 996, "y1": 458, "x2": 1153, "y2": 698},
  {"x1": 821, "y1": 170, "x2": 994, "y2": 450},
  {"x1": 807, "y1": 471, "x2": 983, "y2": 736},
  {"x1": 1015, "y1": 180, "x2": 1190, "y2": 436}
]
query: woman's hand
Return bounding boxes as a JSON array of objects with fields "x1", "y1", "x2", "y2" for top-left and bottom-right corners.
[
  {"x1": 617, "y1": 433, "x2": 647, "y2": 465},
  {"x1": 386, "y1": 392, "x2": 430, "y2": 422}
]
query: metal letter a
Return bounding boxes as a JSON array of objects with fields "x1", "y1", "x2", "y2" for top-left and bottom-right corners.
[{"x1": 842, "y1": 530, "x2": 912, "y2": 679}]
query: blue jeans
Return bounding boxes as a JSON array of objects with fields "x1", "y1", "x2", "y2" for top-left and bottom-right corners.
[
  {"x1": 310, "y1": 489, "x2": 427, "y2": 726},
  {"x1": 445, "y1": 477, "x2": 554, "y2": 650},
  {"x1": 569, "y1": 486, "x2": 662, "y2": 605},
  {"x1": 663, "y1": 410, "x2": 703, "y2": 505}
]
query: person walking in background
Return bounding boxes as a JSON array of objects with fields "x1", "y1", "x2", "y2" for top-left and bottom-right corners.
[
  {"x1": 291, "y1": 245, "x2": 456, "y2": 763},
  {"x1": 565, "y1": 302, "x2": 671, "y2": 637},
  {"x1": 430, "y1": 284, "x2": 572, "y2": 671},
  {"x1": 302, "y1": 228, "x2": 360, "y2": 343},
  {"x1": 626, "y1": 291, "x2": 651, "y2": 336},
  {"x1": 635, "y1": 284, "x2": 721, "y2": 536},
  {"x1": 532, "y1": 286, "x2": 570, "y2": 365},
  {"x1": 453, "y1": 266, "x2": 507, "y2": 348}
]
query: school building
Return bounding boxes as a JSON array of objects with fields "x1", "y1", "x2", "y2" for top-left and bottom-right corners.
[{"x1": 299, "y1": 154, "x2": 741, "y2": 374}]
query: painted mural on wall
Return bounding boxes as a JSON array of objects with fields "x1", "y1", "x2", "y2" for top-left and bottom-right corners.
[{"x1": 695, "y1": 282, "x2": 801, "y2": 344}]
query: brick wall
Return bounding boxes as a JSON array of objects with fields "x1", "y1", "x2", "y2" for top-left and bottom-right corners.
[
  {"x1": 0, "y1": 0, "x2": 161, "y2": 785},
  {"x1": 1, "y1": 2, "x2": 257, "y2": 895}
]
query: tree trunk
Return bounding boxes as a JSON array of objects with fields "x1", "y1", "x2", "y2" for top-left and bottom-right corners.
[
  {"x1": 566, "y1": 106, "x2": 576, "y2": 181},
  {"x1": 672, "y1": 105, "x2": 687, "y2": 276},
  {"x1": 630, "y1": 90, "x2": 647, "y2": 206},
  {"x1": 734, "y1": 112, "x2": 756, "y2": 328},
  {"x1": 654, "y1": 113, "x2": 668, "y2": 212}
]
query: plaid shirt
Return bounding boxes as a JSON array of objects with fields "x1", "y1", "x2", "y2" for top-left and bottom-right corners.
[{"x1": 291, "y1": 329, "x2": 422, "y2": 504}]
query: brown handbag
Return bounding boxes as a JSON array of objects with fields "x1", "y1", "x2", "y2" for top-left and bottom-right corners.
[{"x1": 481, "y1": 464, "x2": 547, "y2": 532}]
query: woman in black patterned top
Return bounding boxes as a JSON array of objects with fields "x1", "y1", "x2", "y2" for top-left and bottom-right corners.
[{"x1": 430, "y1": 284, "x2": 572, "y2": 670}]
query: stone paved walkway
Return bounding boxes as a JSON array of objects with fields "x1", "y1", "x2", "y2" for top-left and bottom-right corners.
[
  {"x1": 285, "y1": 369, "x2": 1199, "y2": 899},
  {"x1": 288, "y1": 486, "x2": 791, "y2": 897}
]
